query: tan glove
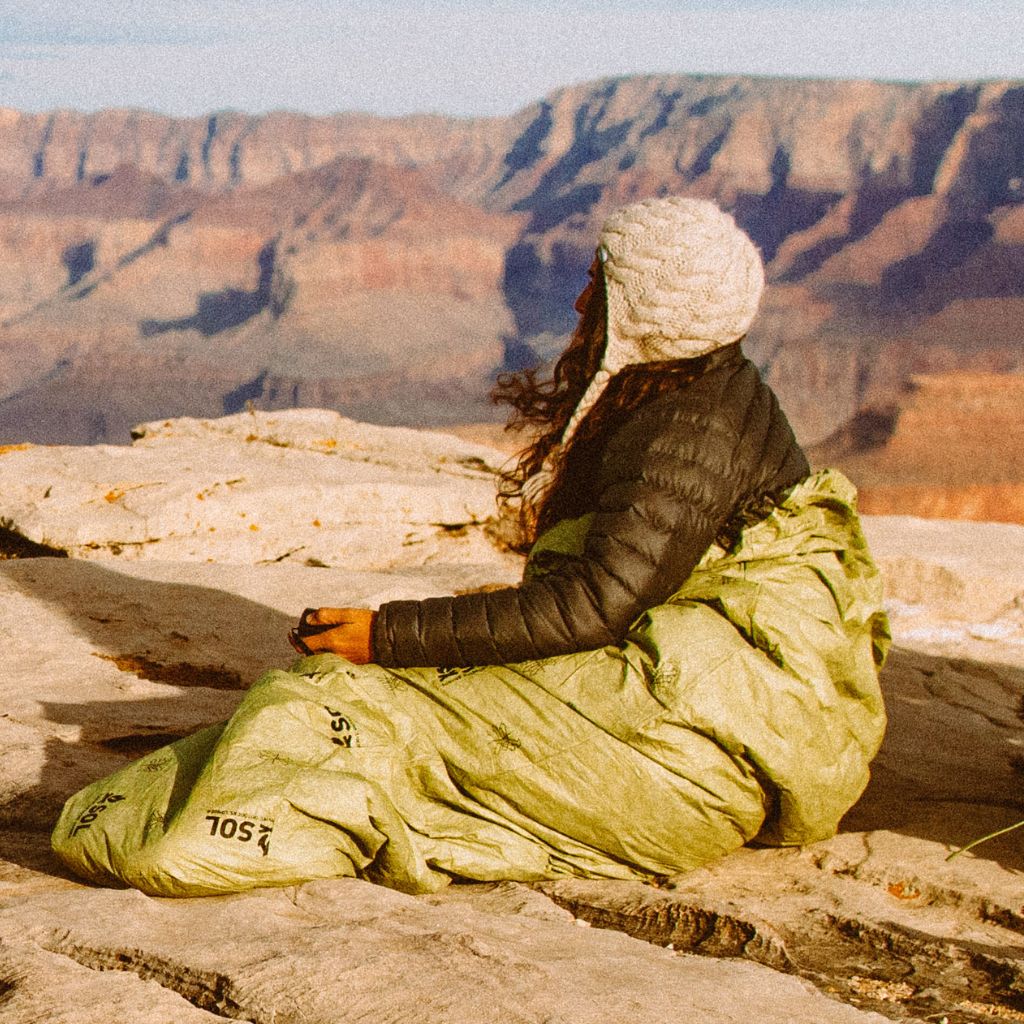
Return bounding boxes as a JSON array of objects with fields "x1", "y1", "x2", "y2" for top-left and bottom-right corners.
[{"x1": 289, "y1": 607, "x2": 376, "y2": 664}]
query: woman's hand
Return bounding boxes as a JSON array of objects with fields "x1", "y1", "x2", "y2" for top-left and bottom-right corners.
[{"x1": 289, "y1": 607, "x2": 376, "y2": 664}]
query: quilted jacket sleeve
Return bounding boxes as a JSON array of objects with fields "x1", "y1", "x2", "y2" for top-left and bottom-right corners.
[{"x1": 372, "y1": 359, "x2": 808, "y2": 668}]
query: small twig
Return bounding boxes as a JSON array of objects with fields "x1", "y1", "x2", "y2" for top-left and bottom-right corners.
[{"x1": 946, "y1": 818, "x2": 1024, "y2": 861}]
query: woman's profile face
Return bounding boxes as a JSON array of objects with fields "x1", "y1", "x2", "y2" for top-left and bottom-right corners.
[{"x1": 573, "y1": 258, "x2": 600, "y2": 315}]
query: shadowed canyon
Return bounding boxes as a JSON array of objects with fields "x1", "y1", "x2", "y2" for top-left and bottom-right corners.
[{"x1": 1, "y1": 74, "x2": 1023, "y2": 519}]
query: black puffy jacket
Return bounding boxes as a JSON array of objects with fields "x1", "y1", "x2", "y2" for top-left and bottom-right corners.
[{"x1": 373, "y1": 344, "x2": 809, "y2": 667}]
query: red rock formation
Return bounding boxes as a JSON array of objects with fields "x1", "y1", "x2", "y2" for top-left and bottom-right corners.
[
  {"x1": 856, "y1": 483, "x2": 1024, "y2": 524},
  {"x1": 810, "y1": 373, "x2": 1024, "y2": 524},
  {"x1": 0, "y1": 153, "x2": 522, "y2": 442},
  {"x1": 0, "y1": 73, "x2": 1022, "y2": 492}
]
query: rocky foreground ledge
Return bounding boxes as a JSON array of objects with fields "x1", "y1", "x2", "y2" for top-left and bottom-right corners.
[{"x1": 1, "y1": 411, "x2": 1022, "y2": 1024}]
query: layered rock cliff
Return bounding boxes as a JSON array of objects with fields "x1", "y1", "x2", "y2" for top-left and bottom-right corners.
[
  {"x1": 1, "y1": 75, "x2": 1022, "y2": 486},
  {"x1": 810, "y1": 371, "x2": 1024, "y2": 522}
]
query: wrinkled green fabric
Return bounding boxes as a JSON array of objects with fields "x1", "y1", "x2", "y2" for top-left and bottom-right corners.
[{"x1": 52, "y1": 469, "x2": 889, "y2": 897}]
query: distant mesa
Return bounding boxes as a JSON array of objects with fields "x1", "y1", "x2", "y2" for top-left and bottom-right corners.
[
  {"x1": 0, "y1": 73, "x2": 1023, "y2": 523},
  {"x1": 810, "y1": 372, "x2": 1024, "y2": 524}
]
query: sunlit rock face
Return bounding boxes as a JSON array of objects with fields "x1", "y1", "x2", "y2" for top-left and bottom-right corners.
[
  {"x1": 0, "y1": 75, "x2": 1022, "y2": 468},
  {"x1": 1, "y1": 411, "x2": 1023, "y2": 1024},
  {"x1": 808, "y1": 371, "x2": 1024, "y2": 523},
  {"x1": 0, "y1": 409, "x2": 523, "y2": 575}
]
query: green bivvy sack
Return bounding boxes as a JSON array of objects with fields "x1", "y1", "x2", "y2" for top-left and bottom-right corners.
[{"x1": 52, "y1": 469, "x2": 890, "y2": 896}]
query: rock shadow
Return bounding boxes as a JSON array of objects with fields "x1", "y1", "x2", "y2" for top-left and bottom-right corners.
[
  {"x1": 139, "y1": 241, "x2": 281, "y2": 339},
  {"x1": 843, "y1": 644, "x2": 1024, "y2": 871},
  {"x1": 0, "y1": 557, "x2": 298, "y2": 879},
  {"x1": 61, "y1": 241, "x2": 95, "y2": 289}
]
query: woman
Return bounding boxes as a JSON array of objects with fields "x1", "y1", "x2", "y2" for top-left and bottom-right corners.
[
  {"x1": 292, "y1": 196, "x2": 812, "y2": 669},
  {"x1": 53, "y1": 197, "x2": 889, "y2": 897}
]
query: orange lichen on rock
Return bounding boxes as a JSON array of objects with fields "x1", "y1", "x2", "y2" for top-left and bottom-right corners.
[
  {"x1": 887, "y1": 881, "x2": 921, "y2": 900},
  {"x1": 92, "y1": 652, "x2": 242, "y2": 689}
]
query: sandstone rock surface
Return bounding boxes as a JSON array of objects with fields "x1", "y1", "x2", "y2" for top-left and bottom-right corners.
[
  {"x1": 0, "y1": 415, "x2": 1022, "y2": 1023},
  {"x1": 0, "y1": 408, "x2": 523, "y2": 575}
]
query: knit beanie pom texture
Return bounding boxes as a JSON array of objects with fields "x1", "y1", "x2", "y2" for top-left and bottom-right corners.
[
  {"x1": 530, "y1": 196, "x2": 765, "y2": 491},
  {"x1": 598, "y1": 195, "x2": 765, "y2": 371}
]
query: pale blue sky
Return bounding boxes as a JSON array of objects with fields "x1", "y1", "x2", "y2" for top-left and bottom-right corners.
[{"x1": 0, "y1": 0, "x2": 1020, "y2": 117}]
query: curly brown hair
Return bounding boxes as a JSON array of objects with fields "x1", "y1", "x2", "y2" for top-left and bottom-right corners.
[{"x1": 492, "y1": 265, "x2": 721, "y2": 550}]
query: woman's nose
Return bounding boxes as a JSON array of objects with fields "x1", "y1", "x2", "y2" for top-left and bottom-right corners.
[{"x1": 574, "y1": 280, "x2": 594, "y2": 315}]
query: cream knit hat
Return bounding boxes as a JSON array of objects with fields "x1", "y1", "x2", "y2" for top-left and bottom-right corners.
[{"x1": 558, "y1": 196, "x2": 764, "y2": 450}]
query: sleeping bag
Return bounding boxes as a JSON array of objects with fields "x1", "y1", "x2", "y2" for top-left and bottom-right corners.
[{"x1": 52, "y1": 469, "x2": 889, "y2": 896}]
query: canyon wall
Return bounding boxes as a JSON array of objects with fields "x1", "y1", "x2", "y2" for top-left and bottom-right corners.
[{"x1": 0, "y1": 74, "x2": 1022, "y2": 514}]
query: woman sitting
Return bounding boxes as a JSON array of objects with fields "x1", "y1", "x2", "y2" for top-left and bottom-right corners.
[{"x1": 53, "y1": 197, "x2": 889, "y2": 896}]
